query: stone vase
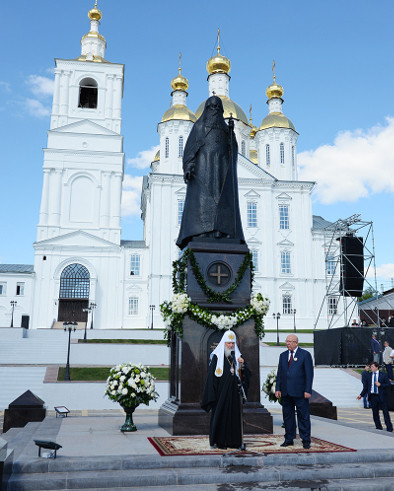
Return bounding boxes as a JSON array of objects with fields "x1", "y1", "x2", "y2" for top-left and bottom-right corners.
[{"x1": 120, "y1": 404, "x2": 138, "y2": 432}]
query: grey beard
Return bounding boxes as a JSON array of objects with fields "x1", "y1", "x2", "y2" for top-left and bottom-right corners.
[{"x1": 224, "y1": 347, "x2": 232, "y2": 357}]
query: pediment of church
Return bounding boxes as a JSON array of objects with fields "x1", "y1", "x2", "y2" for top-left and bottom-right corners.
[
  {"x1": 279, "y1": 282, "x2": 295, "y2": 290},
  {"x1": 275, "y1": 192, "x2": 292, "y2": 201},
  {"x1": 244, "y1": 189, "x2": 261, "y2": 199},
  {"x1": 277, "y1": 239, "x2": 294, "y2": 247},
  {"x1": 50, "y1": 119, "x2": 119, "y2": 136},
  {"x1": 34, "y1": 230, "x2": 118, "y2": 249},
  {"x1": 175, "y1": 187, "x2": 186, "y2": 196}
]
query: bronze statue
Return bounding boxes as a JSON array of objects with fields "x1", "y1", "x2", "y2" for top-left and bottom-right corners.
[{"x1": 176, "y1": 96, "x2": 245, "y2": 250}]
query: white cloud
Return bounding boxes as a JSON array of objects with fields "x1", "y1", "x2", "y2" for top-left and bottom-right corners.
[
  {"x1": 367, "y1": 263, "x2": 394, "y2": 280},
  {"x1": 25, "y1": 98, "x2": 50, "y2": 118},
  {"x1": 121, "y1": 175, "x2": 143, "y2": 217},
  {"x1": 127, "y1": 145, "x2": 159, "y2": 169},
  {"x1": 27, "y1": 75, "x2": 54, "y2": 98},
  {"x1": 298, "y1": 118, "x2": 394, "y2": 204}
]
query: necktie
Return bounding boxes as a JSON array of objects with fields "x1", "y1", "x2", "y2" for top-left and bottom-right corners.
[
  {"x1": 288, "y1": 350, "x2": 294, "y2": 368},
  {"x1": 373, "y1": 373, "x2": 378, "y2": 393}
]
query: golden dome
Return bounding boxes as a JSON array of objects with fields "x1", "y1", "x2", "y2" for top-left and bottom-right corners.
[
  {"x1": 266, "y1": 81, "x2": 284, "y2": 100},
  {"x1": 206, "y1": 52, "x2": 231, "y2": 75},
  {"x1": 195, "y1": 95, "x2": 248, "y2": 124},
  {"x1": 250, "y1": 125, "x2": 258, "y2": 138},
  {"x1": 153, "y1": 150, "x2": 160, "y2": 162},
  {"x1": 258, "y1": 112, "x2": 296, "y2": 132},
  {"x1": 161, "y1": 105, "x2": 196, "y2": 123},
  {"x1": 171, "y1": 69, "x2": 189, "y2": 92},
  {"x1": 249, "y1": 149, "x2": 258, "y2": 164},
  {"x1": 88, "y1": 0, "x2": 102, "y2": 21}
]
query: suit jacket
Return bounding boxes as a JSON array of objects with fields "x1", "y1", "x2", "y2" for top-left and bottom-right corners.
[
  {"x1": 360, "y1": 370, "x2": 391, "y2": 402},
  {"x1": 371, "y1": 338, "x2": 382, "y2": 354},
  {"x1": 275, "y1": 347, "x2": 314, "y2": 398}
]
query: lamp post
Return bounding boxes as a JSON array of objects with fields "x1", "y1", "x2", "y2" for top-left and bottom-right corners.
[
  {"x1": 82, "y1": 307, "x2": 91, "y2": 343},
  {"x1": 292, "y1": 308, "x2": 297, "y2": 333},
  {"x1": 90, "y1": 302, "x2": 96, "y2": 329},
  {"x1": 273, "y1": 312, "x2": 281, "y2": 346},
  {"x1": 63, "y1": 321, "x2": 77, "y2": 381},
  {"x1": 10, "y1": 300, "x2": 17, "y2": 327},
  {"x1": 149, "y1": 305, "x2": 155, "y2": 330}
]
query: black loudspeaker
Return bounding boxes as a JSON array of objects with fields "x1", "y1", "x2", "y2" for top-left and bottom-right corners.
[{"x1": 340, "y1": 235, "x2": 364, "y2": 297}]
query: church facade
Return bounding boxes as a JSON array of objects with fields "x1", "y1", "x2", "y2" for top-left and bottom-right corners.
[{"x1": 0, "y1": 5, "x2": 340, "y2": 331}]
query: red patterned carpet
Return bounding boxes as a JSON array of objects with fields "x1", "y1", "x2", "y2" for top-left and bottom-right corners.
[{"x1": 148, "y1": 435, "x2": 356, "y2": 456}]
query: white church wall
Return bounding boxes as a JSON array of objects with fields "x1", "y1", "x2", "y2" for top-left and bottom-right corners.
[{"x1": 0, "y1": 272, "x2": 34, "y2": 328}]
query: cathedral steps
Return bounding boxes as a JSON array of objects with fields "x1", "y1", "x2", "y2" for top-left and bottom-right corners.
[{"x1": 6, "y1": 450, "x2": 394, "y2": 490}]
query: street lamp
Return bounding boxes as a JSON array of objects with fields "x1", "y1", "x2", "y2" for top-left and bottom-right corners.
[
  {"x1": 82, "y1": 307, "x2": 91, "y2": 343},
  {"x1": 149, "y1": 305, "x2": 155, "y2": 330},
  {"x1": 90, "y1": 302, "x2": 97, "y2": 329},
  {"x1": 10, "y1": 300, "x2": 17, "y2": 327},
  {"x1": 63, "y1": 321, "x2": 77, "y2": 381},
  {"x1": 273, "y1": 312, "x2": 281, "y2": 346},
  {"x1": 291, "y1": 308, "x2": 297, "y2": 333}
]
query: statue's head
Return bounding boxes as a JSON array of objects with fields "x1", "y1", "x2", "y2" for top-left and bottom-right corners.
[{"x1": 204, "y1": 95, "x2": 224, "y2": 115}]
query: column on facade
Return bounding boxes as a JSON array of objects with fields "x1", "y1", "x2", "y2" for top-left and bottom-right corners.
[
  {"x1": 105, "y1": 74, "x2": 114, "y2": 121},
  {"x1": 38, "y1": 169, "x2": 51, "y2": 226},
  {"x1": 110, "y1": 172, "x2": 122, "y2": 230},
  {"x1": 112, "y1": 76, "x2": 122, "y2": 126},
  {"x1": 50, "y1": 69, "x2": 62, "y2": 128},
  {"x1": 101, "y1": 171, "x2": 110, "y2": 228}
]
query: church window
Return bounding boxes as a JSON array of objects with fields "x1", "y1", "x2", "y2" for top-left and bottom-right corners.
[
  {"x1": 326, "y1": 255, "x2": 336, "y2": 275},
  {"x1": 279, "y1": 204, "x2": 289, "y2": 230},
  {"x1": 280, "y1": 142, "x2": 285, "y2": 165},
  {"x1": 282, "y1": 293, "x2": 292, "y2": 314},
  {"x1": 0, "y1": 282, "x2": 6, "y2": 296},
  {"x1": 265, "y1": 144, "x2": 270, "y2": 166},
  {"x1": 280, "y1": 251, "x2": 291, "y2": 274},
  {"x1": 328, "y1": 296, "x2": 337, "y2": 315},
  {"x1": 130, "y1": 254, "x2": 141, "y2": 276},
  {"x1": 251, "y1": 249, "x2": 259, "y2": 272},
  {"x1": 78, "y1": 77, "x2": 98, "y2": 109},
  {"x1": 59, "y1": 264, "x2": 90, "y2": 299},
  {"x1": 178, "y1": 136, "x2": 184, "y2": 158},
  {"x1": 16, "y1": 282, "x2": 25, "y2": 296},
  {"x1": 241, "y1": 140, "x2": 246, "y2": 156},
  {"x1": 128, "y1": 296, "x2": 139, "y2": 315},
  {"x1": 247, "y1": 202, "x2": 257, "y2": 228},
  {"x1": 177, "y1": 200, "x2": 184, "y2": 226},
  {"x1": 165, "y1": 137, "x2": 170, "y2": 158}
]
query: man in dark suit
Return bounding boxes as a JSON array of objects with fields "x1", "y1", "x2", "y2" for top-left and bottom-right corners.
[
  {"x1": 361, "y1": 364, "x2": 370, "y2": 409},
  {"x1": 357, "y1": 362, "x2": 393, "y2": 432},
  {"x1": 371, "y1": 334, "x2": 382, "y2": 364},
  {"x1": 275, "y1": 334, "x2": 314, "y2": 449}
]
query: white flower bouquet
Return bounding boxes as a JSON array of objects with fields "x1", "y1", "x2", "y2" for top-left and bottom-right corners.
[
  {"x1": 105, "y1": 363, "x2": 158, "y2": 409},
  {"x1": 262, "y1": 368, "x2": 280, "y2": 403}
]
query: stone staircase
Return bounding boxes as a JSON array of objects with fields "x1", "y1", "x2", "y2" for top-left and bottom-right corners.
[
  {"x1": 4, "y1": 432, "x2": 394, "y2": 490},
  {"x1": 0, "y1": 368, "x2": 47, "y2": 411}
]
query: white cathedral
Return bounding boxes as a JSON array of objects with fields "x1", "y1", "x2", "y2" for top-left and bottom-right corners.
[{"x1": 0, "y1": 4, "x2": 340, "y2": 331}]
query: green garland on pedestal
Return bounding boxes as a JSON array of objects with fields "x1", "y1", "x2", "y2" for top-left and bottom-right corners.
[{"x1": 162, "y1": 247, "x2": 270, "y2": 341}]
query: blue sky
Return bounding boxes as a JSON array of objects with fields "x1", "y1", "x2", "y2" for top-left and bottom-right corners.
[{"x1": 1, "y1": 0, "x2": 394, "y2": 289}]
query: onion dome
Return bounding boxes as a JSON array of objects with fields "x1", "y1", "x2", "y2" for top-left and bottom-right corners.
[
  {"x1": 259, "y1": 113, "x2": 296, "y2": 131},
  {"x1": 88, "y1": 1, "x2": 102, "y2": 21},
  {"x1": 266, "y1": 80, "x2": 284, "y2": 100},
  {"x1": 249, "y1": 149, "x2": 258, "y2": 164},
  {"x1": 171, "y1": 68, "x2": 189, "y2": 93},
  {"x1": 195, "y1": 95, "x2": 248, "y2": 124},
  {"x1": 153, "y1": 150, "x2": 160, "y2": 162},
  {"x1": 161, "y1": 105, "x2": 196, "y2": 123},
  {"x1": 206, "y1": 30, "x2": 231, "y2": 75}
]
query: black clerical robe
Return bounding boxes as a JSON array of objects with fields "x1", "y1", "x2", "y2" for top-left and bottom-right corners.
[{"x1": 201, "y1": 354, "x2": 249, "y2": 449}]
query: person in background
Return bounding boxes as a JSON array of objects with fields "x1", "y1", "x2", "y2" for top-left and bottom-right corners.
[
  {"x1": 361, "y1": 364, "x2": 370, "y2": 409},
  {"x1": 370, "y1": 334, "x2": 382, "y2": 364},
  {"x1": 382, "y1": 341, "x2": 393, "y2": 381}
]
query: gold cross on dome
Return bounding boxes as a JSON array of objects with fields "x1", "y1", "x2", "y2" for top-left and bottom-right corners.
[{"x1": 209, "y1": 264, "x2": 229, "y2": 285}]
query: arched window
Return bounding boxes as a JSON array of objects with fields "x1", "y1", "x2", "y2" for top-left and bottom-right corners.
[
  {"x1": 165, "y1": 137, "x2": 170, "y2": 158},
  {"x1": 59, "y1": 263, "x2": 90, "y2": 299},
  {"x1": 265, "y1": 144, "x2": 270, "y2": 166},
  {"x1": 282, "y1": 293, "x2": 292, "y2": 314},
  {"x1": 178, "y1": 136, "x2": 184, "y2": 158},
  {"x1": 280, "y1": 142, "x2": 285, "y2": 165},
  {"x1": 78, "y1": 77, "x2": 98, "y2": 109},
  {"x1": 241, "y1": 140, "x2": 246, "y2": 156}
]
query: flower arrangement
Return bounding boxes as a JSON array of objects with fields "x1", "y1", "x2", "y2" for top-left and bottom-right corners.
[
  {"x1": 262, "y1": 368, "x2": 280, "y2": 403},
  {"x1": 161, "y1": 292, "x2": 270, "y2": 341},
  {"x1": 104, "y1": 363, "x2": 158, "y2": 409}
]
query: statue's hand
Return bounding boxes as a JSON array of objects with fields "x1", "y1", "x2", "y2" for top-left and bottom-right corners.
[{"x1": 184, "y1": 167, "x2": 194, "y2": 183}]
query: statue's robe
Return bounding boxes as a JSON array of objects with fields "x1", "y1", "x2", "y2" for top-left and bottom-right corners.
[
  {"x1": 176, "y1": 97, "x2": 245, "y2": 250},
  {"x1": 201, "y1": 354, "x2": 250, "y2": 449}
]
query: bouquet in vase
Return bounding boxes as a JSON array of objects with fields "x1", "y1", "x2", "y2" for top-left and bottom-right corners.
[{"x1": 262, "y1": 368, "x2": 280, "y2": 403}]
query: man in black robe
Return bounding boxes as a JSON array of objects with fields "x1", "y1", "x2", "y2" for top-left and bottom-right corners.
[
  {"x1": 201, "y1": 330, "x2": 250, "y2": 449},
  {"x1": 176, "y1": 96, "x2": 245, "y2": 250}
]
